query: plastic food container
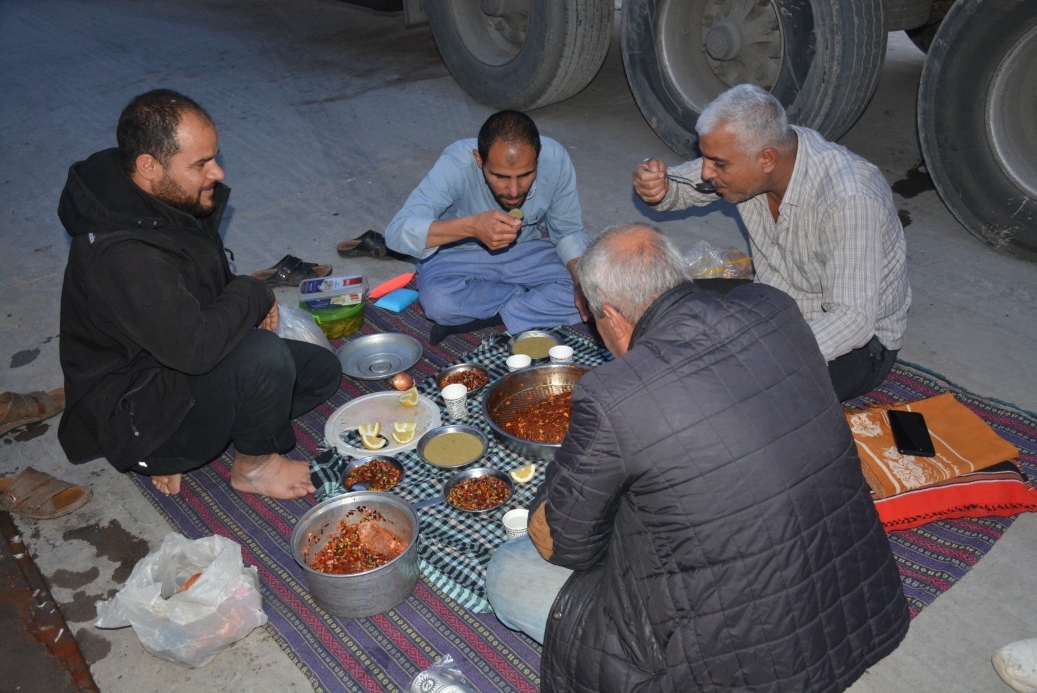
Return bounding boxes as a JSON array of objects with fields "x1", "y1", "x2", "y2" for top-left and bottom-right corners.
[{"x1": 300, "y1": 301, "x2": 364, "y2": 339}]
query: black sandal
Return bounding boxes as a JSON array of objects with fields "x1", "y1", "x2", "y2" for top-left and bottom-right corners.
[
  {"x1": 251, "y1": 254, "x2": 332, "y2": 287},
  {"x1": 337, "y1": 230, "x2": 388, "y2": 259}
]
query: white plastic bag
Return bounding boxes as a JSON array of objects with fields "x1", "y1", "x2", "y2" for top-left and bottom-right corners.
[
  {"x1": 95, "y1": 533, "x2": 268, "y2": 667},
  {"x1": 275, "y1": 303, "x2": 334, "y2": 350},
  {"x1": 685, "y1": 240, "x2": 754, "y2": 279}
]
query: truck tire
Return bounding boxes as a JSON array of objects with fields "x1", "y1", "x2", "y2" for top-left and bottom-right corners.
[
  {"x1": 425, "y1": 0, "x2": 613, "y2": 110},
  {"x1": 887, "y1": 0, "x2": 932, "y2": 32},
  {"x1": 621, "y1": 0, "x2": 886, "y2": 159},
  {"x1": 905, "y1": 0, "x2": 953, "y2": 53},
  {"x1": 918, "y1": 0, "x2": 1037, "y2": 261}
]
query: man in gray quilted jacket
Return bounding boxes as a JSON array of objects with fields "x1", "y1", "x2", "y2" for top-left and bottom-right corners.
[{"x1": 486, "y1": 223, "x2": 909, "y2": 693}]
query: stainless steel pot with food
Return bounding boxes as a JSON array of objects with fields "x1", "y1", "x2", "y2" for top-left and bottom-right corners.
[
  {"x1": 481, "y1": 363, "x2": 589, "y2": 461},
  {"x1": 291, "y1": 491, "x2": 419, "y2": 618}
]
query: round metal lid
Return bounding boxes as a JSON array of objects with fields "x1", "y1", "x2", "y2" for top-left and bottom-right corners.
[{"x1": 336, "y1": 333, "x2": 423, "y2": 380}]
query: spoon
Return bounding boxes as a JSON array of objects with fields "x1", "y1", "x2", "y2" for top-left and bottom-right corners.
[{"x1": 665, "y1": 172, "x2": 718, "y2": 195}]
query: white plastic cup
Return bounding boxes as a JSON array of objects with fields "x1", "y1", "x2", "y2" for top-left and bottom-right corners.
[
  {"x1": 441, "y1": 382, "x2": 468, "y2": 419},
  {"x1": 506, "y1": 354, "x2": 532, "y2": 371},
  {"x1": 548, "y1": 345, "x2": 574, "y2": 364},
  {"x1": 502, "y1": 508, "x2": 529, "y2": 539}
]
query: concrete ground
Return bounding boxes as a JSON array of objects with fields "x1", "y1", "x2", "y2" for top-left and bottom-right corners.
[{"x1": 1, "y1": 1, "x2": 1035, "y2": 691}]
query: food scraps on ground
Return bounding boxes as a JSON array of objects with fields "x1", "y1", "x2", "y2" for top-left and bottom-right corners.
[
  {"x1": 501, "y1": 391, "x2": 573, "y2": 444},
  {"x1": 441, "y1": 368, "x2": 489, "y2": 391},
  {"x1": 310, "y1": 507, "x2": 408, "y2": 574},
  {"x1": 345, "y1": 459, "x2": 402, "y2": 491},
  {"x1": 447, "y1": 475, "x2": 511, "y2": 511}
]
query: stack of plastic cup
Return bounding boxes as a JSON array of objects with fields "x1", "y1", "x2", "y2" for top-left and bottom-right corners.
[
  {"x1": 506, "y1": 354, "x2": 532, "y2": 371},
  {"x1": 502, "y1": 509, "x2": 529, "y2": 539},
  {"x1": 548, "y1": 345, "x2": 574, "y2": 364},
  {"x1": 441, "y1": 383, "x2": 468, "y2": 419}
]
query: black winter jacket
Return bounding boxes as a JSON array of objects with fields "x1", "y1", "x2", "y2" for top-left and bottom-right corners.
[
  {"x1": 534, "y1": 282, "x2": 909, "y2": 693},
  {"x1": 57, "y1": 149, "x2": 274, "y2": 470}
]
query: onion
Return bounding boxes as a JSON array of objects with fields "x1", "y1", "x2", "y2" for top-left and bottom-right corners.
[{"x1": 390, "y1": 372, "x2": 414, "y2": 391}]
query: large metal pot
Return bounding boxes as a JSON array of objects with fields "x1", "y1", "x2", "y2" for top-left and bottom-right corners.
[
  {"x1": 291, "y1": 491, "x2": 419, "y2": 618},
  {"x1": 481, "y1": 363, "x2": 589, "y2": 461}
]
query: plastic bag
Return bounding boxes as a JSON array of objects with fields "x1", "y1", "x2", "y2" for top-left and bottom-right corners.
[
  {"x1": 95, "y1": 533, "x2": 268, "y2": 667},
  {"x1": 685, "y1": 240, "x2": 754, "y2": 279},
  {"x1": 410, "y1": 653, "x2": 478, "y2": 693},
  {"x1": 275, "y1": 303, "x2": 334, "y2": 350}
]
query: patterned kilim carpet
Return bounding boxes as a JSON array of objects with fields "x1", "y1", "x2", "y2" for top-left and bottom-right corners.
[{"x1": 130, "y1": 298, "x2": 1037, "y2": 690}]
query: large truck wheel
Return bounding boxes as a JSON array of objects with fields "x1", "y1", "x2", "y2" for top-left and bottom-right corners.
[
  {"x1": 918, "y1": 0, "x2": 1037, "y2": 261},
  {"x1": 621, "y1": 0, "x2": 887, "y2": 159},
  {"x1": 426, "y1": 0, "x2": 613, "y2": 110}
]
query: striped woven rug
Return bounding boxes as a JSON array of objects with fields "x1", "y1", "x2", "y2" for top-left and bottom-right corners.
[{"x1": 130, "y1": 298, "x2": 1037, "y2": 689}]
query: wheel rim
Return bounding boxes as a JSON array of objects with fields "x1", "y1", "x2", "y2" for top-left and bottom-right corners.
[
  {"x1": 658, "y1": 0, "x2": 784, "y2": 114},
  {"x1": 447, "y1": 0, "x2": 530, "y2": 68},
  {"x1": 987, "y1": 26, "x2": 1037, "y2": 199}
]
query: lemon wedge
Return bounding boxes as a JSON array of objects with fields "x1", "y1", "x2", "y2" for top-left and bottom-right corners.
[
  {"x1": 399, "y1": 387, "x2": 419, "y2": 407},
  {"x1": 357, "y1": 422, "x2": 381, "y2": 437},
  {"x1": 391, "y1": 421, "x2": 417, "y2": 444},
  {"x1": 509, "y1": 464, "x2": 537, "y2": 483},
  {"x1": 361, "y1": 433, "x2": 387, "y2": 450}
]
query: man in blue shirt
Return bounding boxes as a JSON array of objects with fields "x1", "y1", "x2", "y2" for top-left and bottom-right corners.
[{"x1": 385, "y1": 111, "x2": 589, "y2": 344}]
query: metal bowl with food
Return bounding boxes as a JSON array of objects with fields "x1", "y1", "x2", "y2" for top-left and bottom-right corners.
[
  {"x1": 436, "y1": 363, "x2": 491, "y2": 394},
  {"x1": 507, "y1": 330, "x2": 560, "y2": 362},
  {"x1": 341, "y1": 455, "x2": 405, "y2": 492},
  {"x1": 443, "y1": 467, "x2": 514, "y2": 513},
  {"x1": 291, "y1": 491, "x2": 419, "y2": 617},
  {"x1": 481, "y1": 363, "x2": 589, "y2": 461},
  {"x1": 415, "y1": 424, "x2": 489, "y2": 469}
]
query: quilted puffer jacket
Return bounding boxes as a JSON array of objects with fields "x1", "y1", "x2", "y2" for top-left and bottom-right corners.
[{"x1": 533, "y1": 282, "x2": 909, "y2": 693}]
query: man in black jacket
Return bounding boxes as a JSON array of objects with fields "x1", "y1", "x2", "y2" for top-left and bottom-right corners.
[
  {"x1": 486, "y1": 224, "x2": 909, "y2": 692},
  {"x1": 57, "y1": 89, "x2": 340, "y2": 499}
]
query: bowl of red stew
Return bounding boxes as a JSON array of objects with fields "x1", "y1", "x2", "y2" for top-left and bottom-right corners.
[
  {"x1": 481, "y1": 364, "x2": 589, "y2": 461},
  {"x1": 436, "y1": 363, "x2": 491, "y2": 394},
  {"x1": 443, "y1": 467, "x2": 514, "y2": 514},
  {"x1": 291, "y1": 491, "x2": 419, "y2": 617},
  {"x1": 342, "y1": 455, "x2": 404, "y2": 491}
]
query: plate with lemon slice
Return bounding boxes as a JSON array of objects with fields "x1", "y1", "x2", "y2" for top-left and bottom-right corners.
[{"x1": 325, "y1": 388, "x2": 441, "y2": 458}]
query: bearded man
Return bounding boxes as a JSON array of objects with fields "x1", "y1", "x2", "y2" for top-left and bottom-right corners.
[
  {"x1": 57, "y1": 89, "x2": 340, "y2": 499},
  {"x1": 384, "y1": 110, "x2": 589, "y2": 344}
]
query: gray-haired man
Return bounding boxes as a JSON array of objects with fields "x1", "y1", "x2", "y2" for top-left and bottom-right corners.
[
  {"x1": 633, "y1": 84, "x2": 911, "y2": 402},
  {"x1": 486, "y1": 223, "x2": 909, "y2": 693}
]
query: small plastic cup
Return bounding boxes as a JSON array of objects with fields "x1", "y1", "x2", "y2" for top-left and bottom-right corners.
[
  {"x1": 502, "y1": 508, "x2": 529, "y2": 539},
  {"x1": 506, "y1": 354, "x2": 532, "y2": 371},
  {"x1": 441, "y1": 382, "x2": 468, "y2": 419},
  {"x1": 548, "y1": 345, "x2": 574, "y2": 364}
]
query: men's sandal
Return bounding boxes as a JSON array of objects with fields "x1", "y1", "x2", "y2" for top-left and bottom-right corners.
[
  {"x1": 0, "y1": 389, "x2": 65, "y2": 436},
  {"x1": 251, "y1": 254, "x2": 333, "y2": 287},
  {"x1": 337, "y1": 230, "x2": 388, "y2": 259},
  {"x1": 0, "y1": 467, "x2": 92, "y2": 520}
]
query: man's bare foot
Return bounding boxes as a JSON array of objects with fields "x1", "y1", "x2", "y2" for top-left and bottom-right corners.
[
  {"x1": 152, "y1": 474, "x2": 182, "y2": 495},
  {"x1": 230, "y1": 452, "x2": 315, "y2": 500}
]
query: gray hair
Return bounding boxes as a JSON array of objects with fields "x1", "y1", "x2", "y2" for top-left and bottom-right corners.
[
  {"x1": 695, "y1": 84, "x2": 795, "y2": 155},
  {"x1": 578, "y1": 224, "x2": 690, "y2": 325}
]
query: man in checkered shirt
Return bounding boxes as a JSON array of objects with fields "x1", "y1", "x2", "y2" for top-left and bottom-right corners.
[{"x1": 633, "y1": 84, "x2": 911, "y2": 402}]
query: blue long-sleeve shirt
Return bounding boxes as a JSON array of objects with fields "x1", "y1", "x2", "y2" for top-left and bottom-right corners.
[{"x1": 384, "y1": 137, "x2": 589, "y2": 266}]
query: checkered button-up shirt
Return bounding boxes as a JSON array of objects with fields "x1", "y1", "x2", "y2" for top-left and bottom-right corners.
[{"x1": 656, "y1": 126, "x2": 911, "y2": 361}]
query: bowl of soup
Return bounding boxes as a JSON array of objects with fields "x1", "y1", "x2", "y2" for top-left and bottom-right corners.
[
  {"x1": 508, "y1": 331, "x2": 560, "y2": 362},
  {"x1": 415, "y1": 424, "x2": 489, "y2": 469}
]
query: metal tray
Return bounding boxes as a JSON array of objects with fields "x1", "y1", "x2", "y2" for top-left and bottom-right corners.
[
  {"x1": 336, "y1": 333, "x2": 422, "y2": 379},
  {"x1": 415, "y1": 424, "x2": 489, "y2": 469}
]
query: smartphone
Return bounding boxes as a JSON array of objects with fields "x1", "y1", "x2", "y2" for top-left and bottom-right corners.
[{"x1": 887, "y1": 410, "x2": 936, "y2": 457}]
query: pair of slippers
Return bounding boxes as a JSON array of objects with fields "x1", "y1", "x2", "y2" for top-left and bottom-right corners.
[
  {"x1": 0, "y1": 389, "x2": 92, "y2": 519},
  {"x1": 250, "y1": 232, "x2": 389, "y2": 288}
]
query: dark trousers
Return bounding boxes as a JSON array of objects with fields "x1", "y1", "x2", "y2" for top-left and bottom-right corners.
[
  {"x1": 141, "y1": 330, "x2": 341, "y2": 475},
  {"x1": 827, "y1": 336, "x2": 898, "y2": 402}
]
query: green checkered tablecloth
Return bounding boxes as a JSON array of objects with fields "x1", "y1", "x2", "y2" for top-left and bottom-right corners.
[{"x1": 312, "y1": 326, "x2": 611, "y2": 611}]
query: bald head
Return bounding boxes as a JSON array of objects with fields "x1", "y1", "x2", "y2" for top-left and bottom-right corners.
[{"x1": 578, "y1": 224, "x2": 690, "y2": 326}]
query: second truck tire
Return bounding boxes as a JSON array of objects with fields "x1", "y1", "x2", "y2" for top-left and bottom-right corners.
[
  {"x1": 425, "y1": 0, "x2": 613, "y2": 111},
  {"x1": 918, "y1": 0, "x2": 1037, "y2": 261},
  {"x1": 621, "y1": 0, "x2": 887, "y2": 159}
]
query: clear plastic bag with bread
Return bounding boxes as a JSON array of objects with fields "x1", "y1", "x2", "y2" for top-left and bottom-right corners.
[
  {"x1": 94, "y1": 533, "x2": 268, "y2": 667},
  {"x1": 685, "y1": 240, "x2": 754, "y2": 279}
]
